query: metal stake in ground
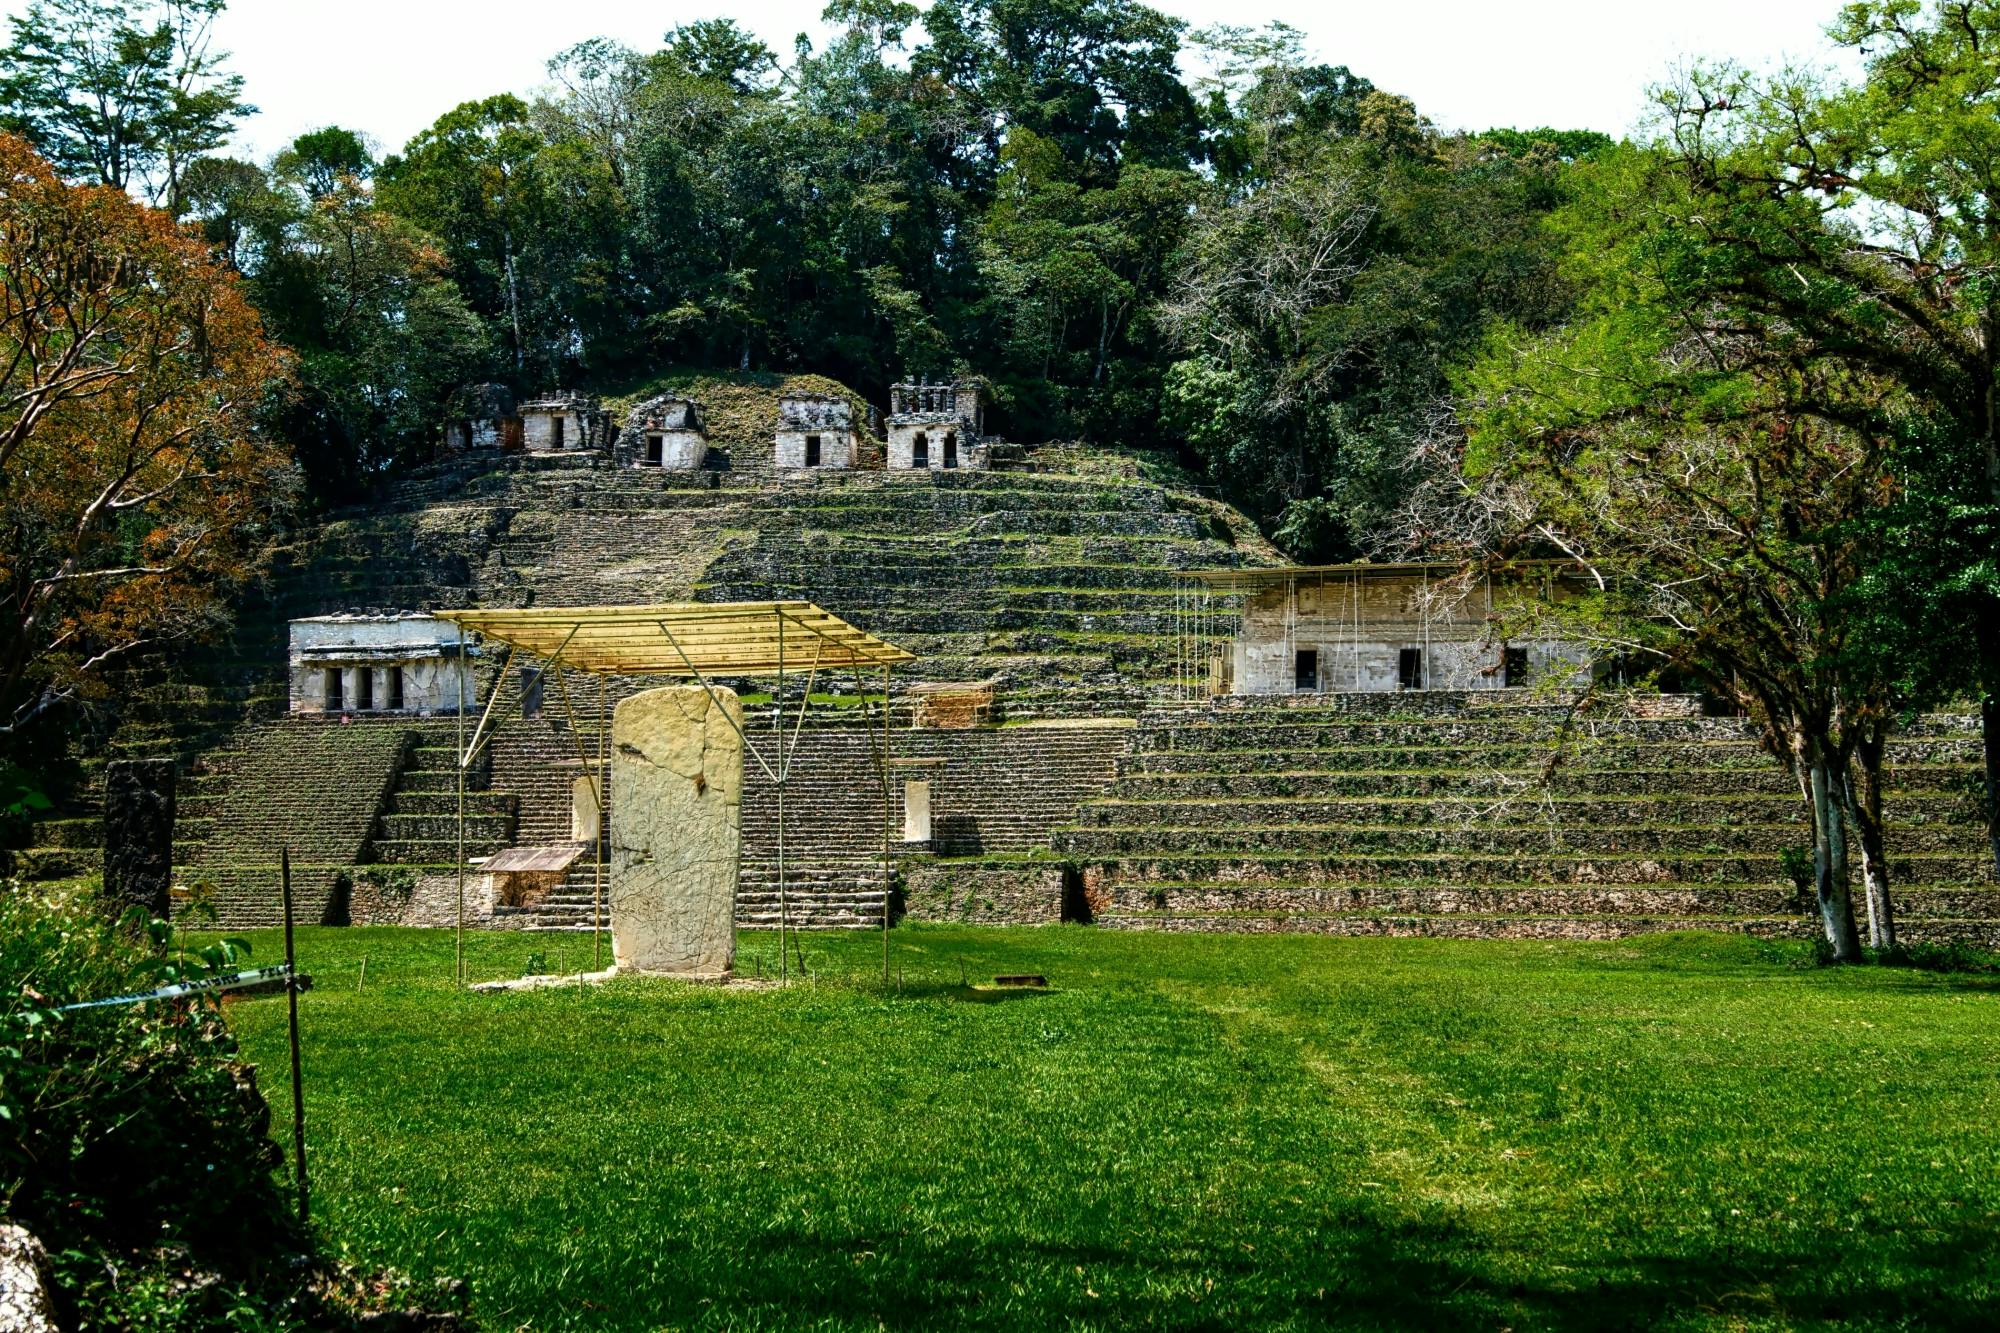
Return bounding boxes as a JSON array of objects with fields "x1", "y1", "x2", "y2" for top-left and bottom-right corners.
[{"x1": 279, "y1": 846, "x2": 309, "y2": 1225}]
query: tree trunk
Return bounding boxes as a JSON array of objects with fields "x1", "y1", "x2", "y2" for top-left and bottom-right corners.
[
  {"x1": 1979, "y1": 608, "x2": 2000, "y2": 881},
  {"x1": 1809, "y1": 757, "x2": 1864, "y2": 961},
  {"x1": 503, "y1": 223, "x2": 524, "y2": 373},
  {"x1": 1844, "y1": 729, "x2": 1895, "y2": 951}
]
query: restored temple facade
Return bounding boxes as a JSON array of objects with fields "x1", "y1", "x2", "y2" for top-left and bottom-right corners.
[
  {"x1": 287, "y1": 613, "x2": 472, "y2": 715},
  {"x1": 775, "y1": 393, "x2": 860, "y2": 469},
  {"x1": 518, "y1": 393, "x2": 609, "y2": 452},
  {"x1": 886, "y1": 380, "x2": 988, "y2": 471},
  {"x1": 618, "y1": 395, "x2": 708, "y2": 470},
  {"x1": 1192, "y1": 564, "x2": 1592, "y2": 696}
]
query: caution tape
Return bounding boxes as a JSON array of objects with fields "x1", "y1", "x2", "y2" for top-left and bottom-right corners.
[{"x1": 57, "y1": 963, "x2": 302, "y2": 1013}]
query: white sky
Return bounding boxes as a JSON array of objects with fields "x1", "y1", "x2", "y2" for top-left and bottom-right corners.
[{"x1": 12, "y1": 0, "x2": 1861, "y2": 161}]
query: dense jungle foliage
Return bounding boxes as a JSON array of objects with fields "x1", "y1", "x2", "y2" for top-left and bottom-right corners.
[{"x1": 0, "y1": 0, "x2": 1610, "y2": 554}]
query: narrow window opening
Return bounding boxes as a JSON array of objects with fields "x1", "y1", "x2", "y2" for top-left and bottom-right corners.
[
  {"x1": 912, "y1": 432, "x2": 929, "y2": 468},
  {"x1": 552, "y1": 415, "x2": 565, "y2": 449},
  {"x1": 1294, "y1": 649, "x2": 1319, "y2": 692},
  {"x1": 521, "y1": 666, "x2": 544, "y2": 719},
  {"x1": 1503, "y1": 646, "x2": 1529, "y2": 688},
  {"x1": 387, "y1": 666, "x2": 405, "y2": 710},
  {"x1": 356, "y1": 668, "x2": 374, "y2": 711},
  {"x1": 804, "y1": 434, "x2": 822, "y2": 467},
  {"x1": 324, "y1": 668, "x2": 343, "y2": 711},
  {"x1": 646, "y1": 433, "x2": 664, "y2": 466},
  {"x1": 943, "y1": 431, "x2": 958, "y2": 468},
  {"x1": 1398, "y1": 647, "x2": 1425, "y2": 691}
]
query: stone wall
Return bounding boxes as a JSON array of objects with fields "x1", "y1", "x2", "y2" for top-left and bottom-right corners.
[
  {"x1": 902, "y1": 861, "x2": 1073, "y2": 924},
  {"x1": 192, "y1": 719, "x2": 417, "y2": 927},
  {"x1": 1230, "y1": 573, "x2": 1590, "y2": 695},
  {"x1": 775, "y1": 429, "x2": 859, "y2": 470},
  {"x1": 886, "y1": 424, "x2": 987, "y2": 471}
]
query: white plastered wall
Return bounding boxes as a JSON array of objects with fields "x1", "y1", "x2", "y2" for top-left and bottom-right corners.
[
  {"x1": 775, "y1": 430, "x2": 857, "y2": 470},
  {"x1": 1227, "y1": 576, "x2": 1590, "y2": 695}
]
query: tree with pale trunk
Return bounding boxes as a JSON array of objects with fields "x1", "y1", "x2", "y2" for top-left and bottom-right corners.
[{"x1": 1543, "y1": 0, "x2": 2000, "y2": 880}]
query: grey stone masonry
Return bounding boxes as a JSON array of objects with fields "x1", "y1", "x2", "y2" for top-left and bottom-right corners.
[
  {"x1": 618, "y1": 395, "x2": 709, "y2": 471},
  {"x1": 886, "y1": 380, "x2": 990, "y2": 471},
  {"x1": 103, "y1": 758, "x2": 175, "y2": 921},
  {"x1": 519, "y1": 392, "x2": 612, "y2": 454},
  {"x1": 440, "y1": 382, "x2": 518, "y2": 454},
  {"x1": 776, "y1": 394, "x2": 861, "y2": 470}
]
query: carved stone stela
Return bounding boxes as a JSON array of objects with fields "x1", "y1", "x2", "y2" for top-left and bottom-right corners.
[{"x1": 609, "y1": 685, "x2": 741, "y2": 975}]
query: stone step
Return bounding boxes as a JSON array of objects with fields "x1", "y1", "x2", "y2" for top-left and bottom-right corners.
[
  {"x1": 1091, "y1": 912, "x2": 2000, "y2": 946},
  {"x1": 1102, "y1": 765, "x2": 1983, "y2": 800},
  {"x1": 1069, "y1": 795, "x2": 1982, "y2": 828},
  {"x1": 1118, "y1": 740, "x2": 1984, "y2": 775},
  {"x1": 1058, "y1": 824, "x2": 1985, "y2": 857},
  {"x1": 1085, "y1": 851, "x2": 1993, "y2": 887},
  {"x1": 1092, "y1": 882, "x2": 2000, "y2": 918}
]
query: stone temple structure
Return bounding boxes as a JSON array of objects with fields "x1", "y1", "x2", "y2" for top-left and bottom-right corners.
[
  {"x1": 440, "y1": 383, "x2": 520, "y2": 453},
  {"x1": 775, "y1": 393, "x2": 860, "y2": 470},
  {"x1": 17, "y1": 372, "x2": 1988, "y2": 949},
  {"x1": 618, "y1": 395, "x2": 708, "y2": 470},
  {"x1": 518, "y1": 393, "x2": 609, "y2": 453},
  {"x1": 287, "y1": 613, "x2": 472, "y2": 715},
  {"x1": 1191, "y1": 563, "x2": 1592, "y2": 695},
  {"x1": 886, "y1": 380, "x2": 987, "y2": 471}
]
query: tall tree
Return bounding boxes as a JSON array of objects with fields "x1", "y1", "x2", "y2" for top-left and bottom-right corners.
[
  {"x1": 916, "y1": 0, "x2": 1200, "y2": 179},
  {"x1": 0, "y1": 134, "x2": 291, "y2": 734},
  {"x1": 1459, "y1": 263, "x2": 1913, "y2": 959},
  {"x1": 378, "y1": 96, "x2": 543, "y2": 375},
  {"x1": 230, "y1": 129, "x2": 492, "y2": 499},
  {"x1": 1161, "y1": 86, "x2": 1596, "y2": 558},
  {"x1": 0, "y1": 0, "x2": 249, "y2": 210},
  {"x1": 1601, "y1": 0, "x2": 2000, "y2": 875}
]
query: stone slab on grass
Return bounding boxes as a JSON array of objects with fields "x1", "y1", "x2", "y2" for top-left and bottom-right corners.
[{"x1": 610, "y1": 685, "x2": 741, "y2": 976}]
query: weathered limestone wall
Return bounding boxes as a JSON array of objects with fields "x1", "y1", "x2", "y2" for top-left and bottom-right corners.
[
  {"x1": 651, "y1": 429, "x2": 708, "y2": 470},
  {"x1": 522, "y1": 407, "x2": 590, "y2": 452},
  {"x1": 885, "y1": 423, "x2": 987, "y2": 471},
  {"x1": 287, "y1": 614, "x2": 470, "y2": 715},
  {"x1": 609, "y1": 686, "x2": 741, "y2": 975},
  {"x1": 1232, "y1": 576, "x2": 1590, "y2": 695},
  {"x1": 775, "y1": 429, "x2": 858, "y2": 470},
  {"x1": 902, "y1": 862, "x2": 1072, "y2": 924}
]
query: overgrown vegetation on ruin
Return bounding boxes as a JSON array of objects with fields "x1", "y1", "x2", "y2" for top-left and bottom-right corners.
[{"x1": 220, "y1": 924, "x2": 2000, "y2": 1331}]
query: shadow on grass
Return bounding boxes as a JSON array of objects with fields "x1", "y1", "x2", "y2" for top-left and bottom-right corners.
[{"x1": 576, "y1": 1209, "x2": 2000, "y2": 1332}]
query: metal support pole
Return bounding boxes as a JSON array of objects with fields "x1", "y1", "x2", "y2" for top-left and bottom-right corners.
[
  {"x1": 776, "y1": 616, "x2": 788, "y2": 985},
  {"x1": 280, "y1": 846, "x2": 309, "y2": 1225},
  {"x1": 881, "y1": 663, "x2": 892, "y2": 982},
  {"x1": 455, "y1": 625, "x2": 466, "y2": 987},
  {"x1": 596, "y1": 674, "x2": 607, "y2": 970}
]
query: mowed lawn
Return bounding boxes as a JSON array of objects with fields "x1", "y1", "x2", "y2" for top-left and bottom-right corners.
[{"x1": 220, "y1": 926, "x2": 2000, "y2": 1331}]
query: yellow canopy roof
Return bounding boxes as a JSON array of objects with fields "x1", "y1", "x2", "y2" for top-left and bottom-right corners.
[{"x1": 432, "y1": 601, "x2": 916, "y2": 676}]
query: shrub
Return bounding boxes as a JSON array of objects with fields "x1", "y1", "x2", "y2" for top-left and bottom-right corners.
[{"x1": 0, "y1": 881, "x2": 471, "y2": 1330}]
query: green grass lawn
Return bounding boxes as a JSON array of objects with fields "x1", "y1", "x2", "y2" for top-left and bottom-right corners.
[{"x1": 219, "y1": 926, "x2": 2000, "y2": 1331}]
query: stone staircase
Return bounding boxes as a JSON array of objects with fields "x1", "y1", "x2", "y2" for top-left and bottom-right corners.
[
  {"x1": 188, "y1": 718, "x2": 420, "y2": 927},
  {"x1": 1045, "y1": 694, "x2": 1995, "y2": 941},
  {"x1": 368, "y1": 738, "x2": 518, "y2": 870}
]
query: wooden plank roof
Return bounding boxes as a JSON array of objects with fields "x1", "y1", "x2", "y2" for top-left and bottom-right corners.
[
  {"x1": 431, "y1": 601, "x2": 917, "y2": 676},
  {"x1": 480, "y1": 845, "x2": 585, "y2": 875},
  {"x1": 1183, "y1": 560, "x2": 1582, "y2": 592}
]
